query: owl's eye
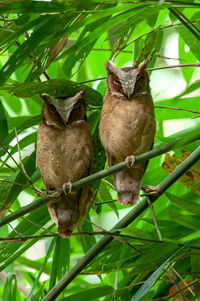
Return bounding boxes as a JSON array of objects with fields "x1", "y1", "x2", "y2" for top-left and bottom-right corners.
[
  {"x1": 137, "y1": 76, "x2": 143, "y2": 82},
  {"x1": 114, "y1": 79, "x2": 121, "y2": 85},
  {"x1": 49, "y1": 106, "x2": 55, "y2": 113}
]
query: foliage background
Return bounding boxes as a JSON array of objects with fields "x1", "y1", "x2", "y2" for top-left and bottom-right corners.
[{"x1": 0, "y1": 0, "x2": 200, "y2": 300}]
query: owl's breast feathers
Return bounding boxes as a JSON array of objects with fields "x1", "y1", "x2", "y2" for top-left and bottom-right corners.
[
  {"x1": 99, "y1": 91, "x2": 156, "y2": 162},
  {"x1": 36, "y1": 120, "x2": 92, "y2": 191}
]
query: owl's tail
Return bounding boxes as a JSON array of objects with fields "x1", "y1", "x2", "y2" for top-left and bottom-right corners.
[
  {"x1": 48, "y1": 187, "x2": 91, "y2": 238},
  {"x1": 114, "y1": 169, "x2": 141, "y2": 205},
  {"x1": 48, "y1": 193, "x2": 80, "y2": 238}
]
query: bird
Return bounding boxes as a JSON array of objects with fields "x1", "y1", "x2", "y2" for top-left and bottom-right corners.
[
  {"x1": 36, "y1": 91, "x2": 93, "y2": 237},
  {"x1": 99, "y1": 60, "x2": 156, "y2": 205}
]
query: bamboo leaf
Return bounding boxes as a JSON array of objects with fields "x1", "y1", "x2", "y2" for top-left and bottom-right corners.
[
  {"x1": 60, "y1": 285, "x2": 114, "y2": 301},
  {"x1": 0, "y1": 80, "x2": 102, "y2": 106},
  {"x1": 2, "y1": 273, "x2": 17, "y2": 301}
]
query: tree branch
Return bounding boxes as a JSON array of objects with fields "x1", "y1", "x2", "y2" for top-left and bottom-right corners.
[
  {"x1": 42, "y1": 145, "x2": 200, "y2": 301},
  {"x1": 0, "y1": 129, "x2": 199, "y2": 229}
]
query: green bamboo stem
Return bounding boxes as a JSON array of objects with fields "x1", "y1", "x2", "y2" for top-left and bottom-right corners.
[
  {"x1": 169, "y1": 8, "x2": 200, "y2": 40},
  {"x1": 0, "y1": 197, "x2": 48, "y2": 228},
  {"x1": 43, "y1": 146, "x2": 200, "y2": 301},
  {"x1": 0, "y1": 130, "x2": 199, "y2": 229}
]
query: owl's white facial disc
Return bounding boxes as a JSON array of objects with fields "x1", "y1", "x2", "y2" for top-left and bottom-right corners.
[
  {"x1": 49, "y1": 91, "x2": 83, "y2": 124},
  {"x1": 117, "y1": 69, "x2": 138, "y2": 98}
]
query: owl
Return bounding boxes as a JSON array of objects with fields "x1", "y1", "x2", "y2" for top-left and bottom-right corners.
[
  {"x1": 99, "y1": 60, "x2": 156, "y2": 205},
  {"x1": 36, "y1": 91, "x2": 93, "y2": 237}
]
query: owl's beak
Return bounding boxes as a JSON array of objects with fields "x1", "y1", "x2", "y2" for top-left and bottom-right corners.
[
  {"x1": 127, "y1": 91, "x2": 131, "y2": 99},
  {"x1": 125, "y1": 86, "x2": 134, "y2": 99}
]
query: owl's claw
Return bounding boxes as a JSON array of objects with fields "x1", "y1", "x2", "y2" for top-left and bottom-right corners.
[
  {"x1": 141, "y1": 184, "x2": 161, "y2": 196},
  {"x1": 125, "y1": 155, "x2": 135, "y2": 168},
  {"x1": 62, "y1": 182, "x2": 73, "y2": 195}
]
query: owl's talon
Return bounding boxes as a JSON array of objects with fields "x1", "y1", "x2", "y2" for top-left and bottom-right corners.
[
  {"x1": 141, "y1": 184, "x2": 161, "y2": 196},
  {"x1": 125, "y1": 155, "x2": 135, "y2": 168},
  {"x1": 62, "y1": 182, "x2": 73, "y2": 194}
]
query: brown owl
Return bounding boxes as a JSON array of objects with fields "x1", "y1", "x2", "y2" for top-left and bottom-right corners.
[
  {"x1": 99, "y1": 60, "x2": 156, "y2": 205},
  {"x1": 36, "y1": 91, "x2": 93, "y2": 237}
]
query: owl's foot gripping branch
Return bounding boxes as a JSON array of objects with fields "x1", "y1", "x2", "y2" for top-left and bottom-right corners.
[{"x1": 125, "y1": 155, "x2": 135, "y2": 168}]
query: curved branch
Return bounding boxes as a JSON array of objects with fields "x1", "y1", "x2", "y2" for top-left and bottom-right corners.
[
  {"x1": 0, "y1": 128, "x2": 199, "y2": 229},
  {"x1": 43, "y1": 146, "x2": 200, "y2": 300}
]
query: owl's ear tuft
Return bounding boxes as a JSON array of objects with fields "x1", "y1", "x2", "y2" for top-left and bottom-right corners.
[
  {"x1": 138, "y1": 60, "x2": 150, "y2": 73},
  {"x1": 105, "y1": 60, "x2": 118, "y2": 74},
  {"x1": 75, "y1": 90, "x2": 86, "y2": 100},
  {"x1": 40, "y1": 94, "x2": 51, "y2": 104}
]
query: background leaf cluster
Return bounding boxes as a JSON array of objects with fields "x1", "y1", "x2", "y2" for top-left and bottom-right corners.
[{"x1": 0, "y1": 0, "x2": 200, "y2": 300}]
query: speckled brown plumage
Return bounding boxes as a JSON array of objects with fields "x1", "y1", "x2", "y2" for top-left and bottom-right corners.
[
  {"x1": 36, "y1": 92, "x2": 93, "y2": 237},
  {"x1": 99, "y1": 61, "x2": 156, "y2": 205}
]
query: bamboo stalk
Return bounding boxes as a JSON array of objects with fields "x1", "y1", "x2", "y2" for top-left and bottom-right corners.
[
  {"x1": 0, "y1": 129, "x2": 199, "y2": 229},
  {"x1": 42, "y1": 146, "x2": 200, "y2": 301}
]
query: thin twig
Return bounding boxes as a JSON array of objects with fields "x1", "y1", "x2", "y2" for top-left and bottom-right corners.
[
  {"x1": 0, "y1": 158, "x2": 16, "y2": 172},
  {"x1": 149, "y1": 63, "x2": 200, "y2": 71},
  {"x1": 0, "y1": 179, "x2": 36, "y2": 190},
  {"x1": 172, "y1": 267, "x2": 195, "y2": 296},
  {"x1": 164, "y1": 266, "x2": 185, "y2": 301},
  {"x1": 102, "y1": 179, "x2": 116, "y2": 190},
  {"x1": 147, "y1": 198, "x2": 162, "y2": 241},
  {"x1": 192, "y1": 114, "x2": 200, "y2": 119},
  {"x1": 94, "y1": 200, "x2": 117, "y2": 206},
  {"x1": 15, "y1": 128, "x2": 47, "y2": 197},
  {"x1": 152, "y1": 279, "x2": 199, "y2": 300},
  {"x1": 154, "y1": 106, "x2": 200, "y2": 115},
  {"x1": 8, "y1": 223, "x2": 22, "y2": 236},
  {"x1": 0, "y1": 141, "x2": 23, "y2": 172},
  {"x1": 92, "y1": 49, "x2": 182, "y2": 61},
  {"x1": 78, "y1": 63, "x2": 200, "y2": 84},
  {"x1": 91, "y1": 0, "x2": 200, "y2": 5},
  {"x1": 8, "y1": 209, "x2": 56, "y2": 236},
  {"x1": 89, "y1": 221, "x2": 143, "y2": 254}
]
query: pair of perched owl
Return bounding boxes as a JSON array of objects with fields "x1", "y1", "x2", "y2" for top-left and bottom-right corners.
[{"x1": 36, "y1": 60, "x2": 156, "y2": 237}]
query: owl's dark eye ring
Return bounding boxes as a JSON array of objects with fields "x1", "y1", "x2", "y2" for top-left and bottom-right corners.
[
  {"x1": 137, "y1": 76, "x2": 143, "y2": 82},
  {"x1": 114, "y1": 79, "x2": 121, "y2": 85},
  {"x1": 49, "y1": 106, "x2": 55, "y2": 113}
]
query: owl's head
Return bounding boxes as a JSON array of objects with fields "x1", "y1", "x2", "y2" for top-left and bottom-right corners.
[
  {"x1": 41, "y1": 91, "x2": 86, "y2": 129},
  {"x1": 105, "y1": 60, "x2": 150, "y2": 99}
]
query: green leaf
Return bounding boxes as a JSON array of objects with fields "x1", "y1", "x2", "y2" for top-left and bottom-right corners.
[
  {"x1": 2, "y1": 132, "x2": 37, "y2": 167},
  {"x1": 176, "y1": 81, "x2": 200, "y2": 99},
  {"x1": 0, "y1": 1, "x2": 67, "y2": 14},
  {"x1": 0, "y1": 16, "x2": 64, "y2": 85},
  {"x1": 3, "y1": 151, "x2": 37, "y2": 206},
  {"x1": 99, "y1": 181, "x2": 118, "y2": 218},
  {"x1": 1, "y1": 115, "x2": 40, "y2": 152},
  {"x1": 61, "y1": 285, "x2": 114, "y2": 301},
  {"x1": 131, "y1": 242, "x2": 189, "y2": 301},
  {"x1": 0, "y1": 79, "x2": 103, "y2": 106},
  {"x1": 169, "y1": 211, "x2": 200, "y2": 230},
  {"x1": 27, "y1": 238, "x2": 55, "y2": 301},
  {"x1": 178, "y1": 35, "x2": 196, "y2": 84},
  {"x1": 2, "y1": 272, "x2": 17, "y2": 301},
  {"x1": 107, "y1": 3, "x2": 171, "y2": 40},
  {"x1": 166, "y1": 192, "x2": 200, "y2": 216},
  {"x1": 146, "y1": 13, "x2": 159, "y2": 27},
  {"x1": 176, "y1": 24, "x2": 200, "y2": 61},
  {"x1": 0, "y1": 100, "x2": 8, "y2": 141},
  {"x1": 78, "y1": 215, "x2": 96, "y2": 253},
  {"x1": 49, "y1": 237, "x2": 70, "y2": 290}
]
